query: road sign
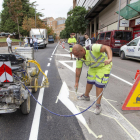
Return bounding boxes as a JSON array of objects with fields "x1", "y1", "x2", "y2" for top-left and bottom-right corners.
[
  {"x1": 0, "y1": 61, "x2": 13, "y2": 82},
  {"x1": 122, "y1": 75, "x2": 140, "y2": 110}
]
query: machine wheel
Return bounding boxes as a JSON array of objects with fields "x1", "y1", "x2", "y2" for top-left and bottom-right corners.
[
  {"x1": 21, "y1": 94, "x2": 30, "y2": 115},
  {"x1": 31, "y1": 77, "x2": 38, "y2": 93},
  {"x1": 120, "y1": 51, "x2": 126, "y2": 60}
]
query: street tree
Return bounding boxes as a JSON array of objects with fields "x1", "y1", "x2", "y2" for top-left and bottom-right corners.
[
  {"x1": 1, "y1": 0, "x2": 43, "y2": 37},
  {"x1": 65, "y1": 6, "x2": 88, "y2": 36},
  {"x1": 60, "y1": 29, "x2": 69, "y2": 39},
  {"x1": 7, "y1": 0, "x2": 23, "y2": 40}
]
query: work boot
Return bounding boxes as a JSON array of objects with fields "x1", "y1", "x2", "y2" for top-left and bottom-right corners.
[
  {"x1": 93, "y1": 104, "x2": 102, "y2": 115},
  {"x1": 77, "y1": 94, "x2": 90, "y2": 101},
  {"x1": 74, "y1": 58, "x2": 76, "y2": 60},
  {"x1": 70, "y1": 58, "x2": 72, "y2": 60}
]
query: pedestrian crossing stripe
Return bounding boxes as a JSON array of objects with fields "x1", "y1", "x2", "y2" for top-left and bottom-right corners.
[{"x1": 122, "y1": 75, "x2": 140, "y2": 110}]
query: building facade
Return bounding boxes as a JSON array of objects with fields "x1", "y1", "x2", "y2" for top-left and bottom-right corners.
[
  {"x1": 76, "y1": 0, "x2": 140, "y2": 39},
  {"x1": 42, "y1": 17, "x2": 66, "y2": 38},
  {"x1": 42, "y1": 17, "x2": 54, "y2": 27}
]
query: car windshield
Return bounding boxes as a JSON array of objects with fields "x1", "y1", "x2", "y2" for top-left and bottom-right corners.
[
  {"x1": 49, "y1": 36, "x2": 53, "y2": 38},
  {"x1": 114, "y1": 31, "x2": 132, "y2": 41},
  {"x1": 32, "y1": 35, "x2": 44, "y2": 39}
]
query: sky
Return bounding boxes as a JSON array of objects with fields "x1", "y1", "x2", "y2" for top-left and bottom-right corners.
[{"x1": 0, "y1": 0, "x2": 73, "y2": 19}]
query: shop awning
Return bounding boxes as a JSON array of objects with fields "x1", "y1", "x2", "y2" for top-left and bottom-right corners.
[{"x1": 116, "y1": 1, "x2": 140, "y2": 20}]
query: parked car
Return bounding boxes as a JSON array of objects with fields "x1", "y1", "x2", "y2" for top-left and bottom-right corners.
[
  {"x1": 119, "y1": 36, "x2": 140, "y2": 60},
  {"x1": 0, "y1": 32, "x2": 5, "y2": 36},
  {"x1": 78, "y1": 36, "x2": 85, "y2": 46},
  {"x1": 48, "y1": 35, "x2": 54, "y2": 43},
  {"x1": 96, "y1": 30, "x2": 132, "y2": 53}
]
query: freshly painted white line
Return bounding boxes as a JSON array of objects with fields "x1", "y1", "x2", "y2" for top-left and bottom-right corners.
[
  {"x1": 110, "y1": 73, "x2": 133, "y2": 86},
  {"x1": 57, "y1": 81, "x2": 102, "y2": 139},
  {"x1": 54, "y1": 54, "x2": 75, "y2": 58},
  {"x1": 47, "y1": 63, "x2": 50, "y2": 66},
  {"x1": 48, "y1": 58, "x2": 52, "y2": 61},
  {"x1": 52, "y1": 43, "x2": 59, "y2": 55},
  {"x1": 59, "y1": 61, "x2": 76, "y2": 72},
  {"x1": 29, "y1": 70, "x2": 48, "y2": 140},
  {"x1": 51, "y1": 56, "x2": 53, "y2": 58}
]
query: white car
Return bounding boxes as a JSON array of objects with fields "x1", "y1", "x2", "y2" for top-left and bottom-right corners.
[{"x1": 119, "y1": 36, "x2": 140, "y2": 60}]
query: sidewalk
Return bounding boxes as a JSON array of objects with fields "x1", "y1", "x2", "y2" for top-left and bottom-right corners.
[{"x1": 0, "y1": 45, "x2": 20, "y2": 53}]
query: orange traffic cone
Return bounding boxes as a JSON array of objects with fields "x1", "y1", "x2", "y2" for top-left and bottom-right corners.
[{"x1": 134, "y1": 70, "x2": 140, "y2": 80}]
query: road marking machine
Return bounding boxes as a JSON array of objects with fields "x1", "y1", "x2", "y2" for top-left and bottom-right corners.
[{"x1": 0, "y1": 47, "x2": 49, "y2": 114}]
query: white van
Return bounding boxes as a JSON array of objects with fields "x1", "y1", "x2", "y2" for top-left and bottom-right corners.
[
  {"x1": 30, "y1": 28, "x2": 48, "y2": 48},
  {"x1": 119, "y1": 36, "x2": 140, "y2": 60}
]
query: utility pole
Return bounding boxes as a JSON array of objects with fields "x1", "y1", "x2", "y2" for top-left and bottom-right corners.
[{"x1": 117, "y1": 0, "x2": 121, "y2": 30}]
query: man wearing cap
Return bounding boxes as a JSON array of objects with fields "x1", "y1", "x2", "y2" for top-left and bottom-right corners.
[
  {"x1": 72, "y1": 43, "x2": 112, "y2": 115},
  {"x1": 68, "y1": 33, "x2": 77, "y2": 60}
]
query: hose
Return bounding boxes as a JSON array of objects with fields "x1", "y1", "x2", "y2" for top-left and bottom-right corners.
[{"x1": 13, "y1": 74, "x2": 108, "y2": 117}]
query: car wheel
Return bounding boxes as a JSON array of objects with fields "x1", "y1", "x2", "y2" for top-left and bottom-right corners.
[
  {"x1": 21, "y1": 94, "x2": 30, "y2": 115},
  {"x1": 120, "y1": 51, "x2": 126, "y2": 60}
]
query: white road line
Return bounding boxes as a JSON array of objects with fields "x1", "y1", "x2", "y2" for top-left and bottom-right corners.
[
  {"x1": 110, "y1": 73, "x2": 133, "y2": 86},
  {"x1": 59, "y1": 61, "x2": 76, "y2": 72},
  {"x1": 52, "y1": 43, "x2": 59, "y2": 55},
  {"x1": 59, "y1": 60, "x2": 133, "y2": 86},
  {"x1": 64, "y1": 49, "x2": 70, "y2": 52},
  {"x1": 57, "y1": 81, "x2": 102, "y2": 139},
  {"x1": 51, "y1": 56, "x2": 53, "y2": 57},
  {"x1": 29, "y1": 70, "x2": 48, "y2": 140},
  {"x1": 47, "y1": 63, "x2": 50, "y2": 67},
  {"x1": 49, "y1": 58, "x2": 52, "y2": 61}
]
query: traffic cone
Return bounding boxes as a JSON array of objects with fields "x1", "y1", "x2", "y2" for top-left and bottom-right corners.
[{"x1": 134, "y1": 70, "x2": 140, "y2": 80}]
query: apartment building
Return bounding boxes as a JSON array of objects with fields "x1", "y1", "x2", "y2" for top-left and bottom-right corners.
[
  {"x1": 42, "y1": 17, "x2": 54, "y2": 27},
  {"x1": 76, "y1": 0, "x2": 140, "y2": 39},
  {"x1": 42, "y1": 17, "x2": 66, "y2": 38}
]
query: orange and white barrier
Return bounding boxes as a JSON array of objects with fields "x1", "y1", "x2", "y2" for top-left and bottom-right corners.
[
  {"x1": 62, "y1": 42, "x2": 65, "y2": 49},
  {"x1": 0, "y1": 61, "x2": 13, "y2": 82}
]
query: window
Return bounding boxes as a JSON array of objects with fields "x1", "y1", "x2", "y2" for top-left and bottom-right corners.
[
  {"x1": 114, "y1": 31, "x2": 132, "y2": 41},
  {"x1": 105, "y1": 32, "x2": 111, "y2": 40},
  {"x1": 127, "y1": 38, "x2": 140, "y2": 46},
  {"x1": 100, "y1": 33, "x2": 105, "y2": 40}
]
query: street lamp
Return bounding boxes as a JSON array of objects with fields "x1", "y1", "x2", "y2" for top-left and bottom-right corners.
[
  {"x1": 31, "y1": 2, "x2": 44, "y2": 28},
  {"x1": 35, "y1": 8, "x2": 45, "y2": 28}
]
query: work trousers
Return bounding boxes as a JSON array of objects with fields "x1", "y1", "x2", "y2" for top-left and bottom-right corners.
[{"x1": 8, "y1": 46, "x2": 13, "y2": 53}]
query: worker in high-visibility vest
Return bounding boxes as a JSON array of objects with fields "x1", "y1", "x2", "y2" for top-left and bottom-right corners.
[
  {"x1": 72, "y1": 44, "x2": 112, "y2": 115},
  {"x1": 68, "y1": 33, "x2": 77, "y2": 60}
]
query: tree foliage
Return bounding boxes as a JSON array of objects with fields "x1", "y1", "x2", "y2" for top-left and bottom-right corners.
[
  {"x1": 60, "y1": 6, "x2": 88, "y2": 39},
  {"x1": 1, "y1": 0, "x2": 43, "y2": 37},
  {"x1": 60, "y1": 29, "x2": 69, "y2": 39},
  {"x1": 65, "y1": 6, "x2": 88, "y2": 35},
  {"x1": 46, "y1": 25, "x2": 54, "y2": 35}
]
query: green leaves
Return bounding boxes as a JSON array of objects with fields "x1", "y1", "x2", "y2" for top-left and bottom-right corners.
[
  {"x1": 64, "y1": 6, "x2": 89, "y2": 37},
  {"x1": 1, "y1": 0, "x2": 43, "y2": 37}
]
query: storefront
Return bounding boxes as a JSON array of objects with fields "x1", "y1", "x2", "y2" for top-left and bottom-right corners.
[{"x1": 130, "y1": 17, "x2": 140, "y2": 39}]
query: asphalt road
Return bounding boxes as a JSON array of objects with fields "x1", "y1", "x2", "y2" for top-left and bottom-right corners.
[
  {"x1": 0, "y1": 44, "x2": 85, "y2": 140},
  {"x1": 0, "y1": 43, "x2": 140, "y2": 140}
]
